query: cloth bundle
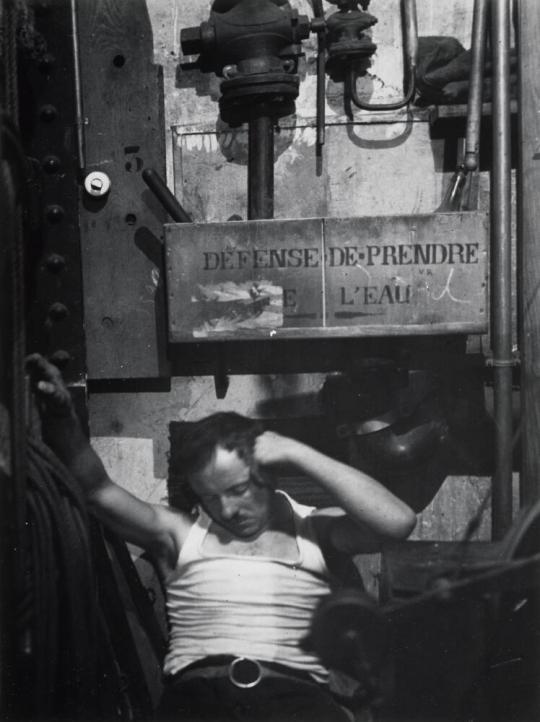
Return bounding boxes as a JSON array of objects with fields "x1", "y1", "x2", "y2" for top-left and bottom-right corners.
[{"x1": 415, "y1": 36, "x2": 517, "y2": 105}]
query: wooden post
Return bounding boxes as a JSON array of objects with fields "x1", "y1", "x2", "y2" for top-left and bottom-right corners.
[{"x1": 517, "y1": 0, "x2": 540, "y2": 505}]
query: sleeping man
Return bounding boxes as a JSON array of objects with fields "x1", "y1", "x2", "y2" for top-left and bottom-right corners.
[{"x1": 28, "y1": 354, "x2": 416, "y2": 722}]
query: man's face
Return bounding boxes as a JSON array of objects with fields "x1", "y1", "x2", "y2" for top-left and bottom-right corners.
[{"x1": 190, "y1": 445, "x2": 274, "y2": 538}]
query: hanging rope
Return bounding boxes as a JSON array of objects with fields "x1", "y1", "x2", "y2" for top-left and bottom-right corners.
[{"x1": 16, "y1": 435, "x2": 101, "y2": 719}]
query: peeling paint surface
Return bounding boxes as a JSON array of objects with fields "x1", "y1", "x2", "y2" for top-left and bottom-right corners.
[{"x1": 191, "y1": 280, "x2": 284, "y2": 336}]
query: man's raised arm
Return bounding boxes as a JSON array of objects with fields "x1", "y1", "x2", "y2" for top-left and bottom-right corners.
[
  {"x1": 254, "y1": 430, "x2": 416, "y2": 554},
  {"x1": 26, "y1": 354, "x2": 184, "y2": 568}
]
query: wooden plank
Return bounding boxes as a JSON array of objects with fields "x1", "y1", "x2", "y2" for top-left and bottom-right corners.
[
  {"x1": 77, "y1": 0, "x2": 168, "y2": 379},
  {"x1": 165, "y1": 211, "x2": 488, "y2": 342}
]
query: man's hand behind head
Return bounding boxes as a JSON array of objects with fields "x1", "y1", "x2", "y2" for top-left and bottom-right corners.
[{"x1": 253, "y1": 431, "x2": 303, "y2": 468}]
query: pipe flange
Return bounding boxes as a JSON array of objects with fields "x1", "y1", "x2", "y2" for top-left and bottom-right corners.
[{"x1": 219, "y1": 72, "x2": 299, "y2": 123}]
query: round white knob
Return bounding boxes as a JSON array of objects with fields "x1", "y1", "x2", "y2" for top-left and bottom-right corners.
[{"x1": 84, "y1": 171, "x2": 111, "y2": 197}]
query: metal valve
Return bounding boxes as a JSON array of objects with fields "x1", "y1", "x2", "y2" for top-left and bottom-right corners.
[{"x1": 180, "y1": 0, "x2": 311, "y2": 126}]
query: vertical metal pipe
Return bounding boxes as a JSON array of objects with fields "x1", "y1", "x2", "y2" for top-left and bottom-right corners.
[
  {"x1": 403, "y1": 0, "x2": 418, "y2": 89},
  {"x1": 517, "y1": 0, "x2": 540, "y2": 506},
  {"x1": 464, "y1": 0, "x2": 489, "y2": 172},
  {"x1": 491, "y1": 0, "x2": 513, "y2": 539},
  {"x1": 316, "y1": 36, "x2": 326, "y2": 164},
  {"x1": 438, "y1": 0, "x2": 488, "y2": 212},
  {"x1": 70, "y1": 0, "x2": 86, "y2": 170},
  {"x1": 248, "y1": 109, "x2": 274, "y2": 220}
]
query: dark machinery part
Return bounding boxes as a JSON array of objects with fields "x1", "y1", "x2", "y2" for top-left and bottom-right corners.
[
  {"x1": 324, "y1": 0, "x2": 378, "y2": 82},
  {"x1": 181, "y1": 0, "x2": 310, "y2": 125},
  {"x1": 321, "y1": 364, "x2": 449, "y2": 471},
  {"x1": 321, "y1": 0, "x2": 417, "y2": 115},
  {"x1": 306, "y1": 588, "x2": 388, "y2": 704},
  {"x1": 309, "y1": 505, "x2": 540, "y2": 718}
]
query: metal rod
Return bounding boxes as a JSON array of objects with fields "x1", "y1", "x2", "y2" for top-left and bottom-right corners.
[
  {"x1": 349, "y1": 0, "x2": 417, "y2": 111},
  {"x1": 316, "y1": 32, "x2": 326, "y2": 163},
  {"x1": 438, "y1": 0, "x2": 489, "y2": 212},
  {"x1": 464, "y1": 0, "x2": 489, "y2": 172},
  {"x1": 248, "y1": 109, "x2": 274, "y2": 220},
  {"x1": 70, "y1": 0, "x2": 86, "y2": 170},
  {"x1": 142, "y1": 168, "x2": 192, "y2": 223},
  {"x1": 517, "y1": 0, "x2": 540, "y2": 505},
  {"x1": 403, "y1": 0, "x2": 418, "y2": 85},
  {"x1": 311, "y1": 0, "x2": 326, "y2": 162},
  {"x1": 491, "y1": 0, "x2": 513, "y2": 539}
]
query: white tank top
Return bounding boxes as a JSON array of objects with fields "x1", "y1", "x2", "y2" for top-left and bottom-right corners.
[{"x1": 163, "y1": 492, "x2": 332, "y2": 681}]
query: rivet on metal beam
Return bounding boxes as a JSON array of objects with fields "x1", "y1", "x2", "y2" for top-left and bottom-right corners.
[
  {"x1": 42, "y1": 155, "x2": 61, "y2": 174},
  {"x1": 38, "y1": 53, "x2": 56, "y2": 73},
  {"x1": 46, "y1": 204, "x2": 65, "y2": 222},
  {"x1": 34, "y1": 1, "x2": 52, "y2": 16},
  {"x1": 48, "y1": 302, "x2": 69, "y2": 321},
  {"x1": 45, "y1": 254, "x2": 66, "y2": 273},
  {"x1": 39, "y1": 104, "x2": 58, "y2": 122},
  {"x1": 49, "y1": 350, "x2": 72, "y2": 368}
]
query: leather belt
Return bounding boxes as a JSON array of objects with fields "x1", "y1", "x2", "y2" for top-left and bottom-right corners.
[{"x1": 176, "y1": 655, "x2": 316, "y2": 689}]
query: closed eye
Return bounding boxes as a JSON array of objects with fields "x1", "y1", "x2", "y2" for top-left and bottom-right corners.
[
  {"x1": 229, "y1": 482, "x2": 250, "y2": 497},
  {"x1": 200, "y1": 482, "x2": 249, "y2": 504}
]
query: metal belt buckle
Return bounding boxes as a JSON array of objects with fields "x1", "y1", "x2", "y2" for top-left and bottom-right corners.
[{"x1": 228, "y1": 657, "x2": 263, "y2": 689}]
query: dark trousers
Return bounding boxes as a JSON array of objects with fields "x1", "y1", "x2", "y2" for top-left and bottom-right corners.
[{"x1": 156, "y1": 673, "x2": 352, "y2": 722}]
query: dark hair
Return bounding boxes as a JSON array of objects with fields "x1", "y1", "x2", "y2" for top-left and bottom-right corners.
[{"x1": 168, "y1": 412, "x2": 264, "y2": 511}]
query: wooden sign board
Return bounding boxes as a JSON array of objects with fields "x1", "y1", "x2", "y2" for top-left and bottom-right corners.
[{"x1": 165, "y1": 212, "x2": 488, "y2": 342}]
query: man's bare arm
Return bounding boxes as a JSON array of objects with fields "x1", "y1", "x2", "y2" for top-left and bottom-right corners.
[
  {"x1": 26, "y1": 354, "x2": 188, "y2": 569},
  {"x1": 254, "y1": 431, "x2": 416, "y2": 554}
]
